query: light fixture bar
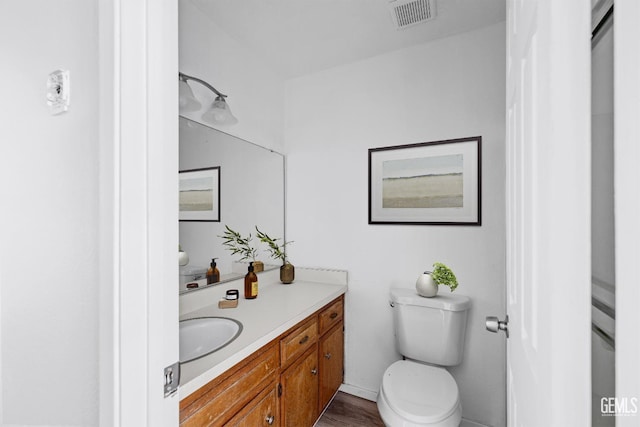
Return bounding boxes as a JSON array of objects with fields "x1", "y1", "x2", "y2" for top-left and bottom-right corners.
[
  {"x1": 178, "y1": 72, "x2": 228, "y2": 98},
  {"x1": 178, "y1": 71, "x2": 238, "y2": 125}
]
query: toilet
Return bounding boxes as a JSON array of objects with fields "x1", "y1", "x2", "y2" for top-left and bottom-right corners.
[{"x1": 377, "y1": 288, "x2": 471, "y2": 427}]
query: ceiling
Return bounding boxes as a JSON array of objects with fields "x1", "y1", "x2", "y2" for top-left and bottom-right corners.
[{"x1": 188, "y1": 0, "x2": 506, "y2": 78}]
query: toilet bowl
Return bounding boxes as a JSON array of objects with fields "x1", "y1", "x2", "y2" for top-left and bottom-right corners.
[{"x1": 377, "y1": 360, "x2": 461, "y2": 427}]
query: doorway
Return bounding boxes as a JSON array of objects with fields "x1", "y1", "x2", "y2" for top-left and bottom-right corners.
[{"x1": 591, "y1": 3, "x2": 615, "y2": 425}]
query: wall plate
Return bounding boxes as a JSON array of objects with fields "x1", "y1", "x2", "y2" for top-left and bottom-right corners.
[{"x1": 47, "y1": 69, "x2": 70, "y2": 115}]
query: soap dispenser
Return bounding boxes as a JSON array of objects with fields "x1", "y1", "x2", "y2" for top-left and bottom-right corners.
[
  {"x1": 244, "y1": 262, "x2": 258, "y2": 299},
  {"x1": 206, "y1": 258, "x2": 220, "y2": 284}
]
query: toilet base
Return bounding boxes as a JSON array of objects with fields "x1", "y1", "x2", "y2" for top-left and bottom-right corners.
[{"x1": 377, "y1": 386, "x2": 462, "y2": 427}]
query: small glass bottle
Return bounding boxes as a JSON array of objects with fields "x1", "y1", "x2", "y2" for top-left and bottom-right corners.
[
  {"x1": 244, "y1": 262, "x2": 258, "y2": 299},
  {"x1": 206, "y1": 258, "x2": 220, "y2": 284}
]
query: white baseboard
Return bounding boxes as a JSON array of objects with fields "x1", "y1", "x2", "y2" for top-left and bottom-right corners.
[
  {"x1": 460, "y1": 419, "x2": 490, "y2": 427},
  {"x1": 338, "y1": 383, "x2": 379, "y2": 402}
]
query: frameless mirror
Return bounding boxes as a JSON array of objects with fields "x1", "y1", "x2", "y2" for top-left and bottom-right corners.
[{"x1": 179, "y1": 116, "x2": 285, "y2": 293}]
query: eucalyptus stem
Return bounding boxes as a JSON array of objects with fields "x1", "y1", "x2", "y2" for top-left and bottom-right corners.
[
  {"x1": 219, "y1": 225, "x2": 257, "y2": 262},
  {"x1": 255, "y1": 226, "x2": 293, "y2": 264}
]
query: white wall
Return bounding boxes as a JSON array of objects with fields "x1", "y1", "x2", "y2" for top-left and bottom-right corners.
[
  {"x1": 179, "y1": 0, "x2": 286, "y2": 153},
  {"x1": 284, "y1": 23, "x2": 506, "y2": 427},
  {"x1": 0, "y1": 1, "x2": 99, "y2": 425}
]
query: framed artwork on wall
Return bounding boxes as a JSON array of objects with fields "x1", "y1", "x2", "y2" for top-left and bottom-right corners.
[
  {"x1": 179, "y1": 166, "x2": 220, "y2": 222},
  {"x1": 368, "y1": 136, "x2": 481, "y2": 225}
]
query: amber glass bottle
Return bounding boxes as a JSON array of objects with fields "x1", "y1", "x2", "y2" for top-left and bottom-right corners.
[
  {"x1": 244, "y1": 262, "x2": 258, "y2": 299},
  {"x1": 206, "y1": 258, "x2": 220, "y2": 285}
]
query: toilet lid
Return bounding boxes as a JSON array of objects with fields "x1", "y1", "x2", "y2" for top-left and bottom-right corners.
[{"x1": 381, "y1": 360, "x2": 460, "y2": 424}]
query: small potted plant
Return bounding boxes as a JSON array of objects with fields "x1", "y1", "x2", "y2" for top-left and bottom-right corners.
[
  {"x1": 256, "y1": 226, "x2": 294, "y2": 284},
  {"x1": 219, "y1": 225, "x2": 263, "y2": 272},
  {"x1": 416, "y1": 262, "x2": 458, "y2": 297}
]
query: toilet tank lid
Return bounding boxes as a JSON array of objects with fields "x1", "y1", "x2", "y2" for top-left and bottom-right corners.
[{"x1": 390, "y1": 288, "x2": 471, "y2": 311}]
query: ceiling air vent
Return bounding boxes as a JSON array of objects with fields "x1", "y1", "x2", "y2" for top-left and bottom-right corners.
[{"x1": 388, "y1": 0, "x2": 437, "y2": 30}]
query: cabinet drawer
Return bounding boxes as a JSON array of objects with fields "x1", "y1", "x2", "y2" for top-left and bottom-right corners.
[
  {"x1": 318, "y1": 297, "x2": 343, "y2": 335},
  {"x1": 180, "y1": 344, "x2": 279, "y2": 426},
  {"x1": 280, "y1": 318, "x2": 318, "y2": 367}
]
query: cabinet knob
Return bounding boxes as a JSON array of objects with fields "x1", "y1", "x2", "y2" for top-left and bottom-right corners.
[
  {"x1": 324, "y1": 352, "x2": 332, "y2": 359},
  {"x1": 299, "y1": 335, "x2": 309, "y2": 345},
  {"x1": 265, "y1": 415, "x2": 275, "y2": 425},
  {"x1": 311, "y1": 368, "x2": 318, "y2": 375},
  {"x1": 330, "y1": 312, "x2": 338, "y2": 319}
]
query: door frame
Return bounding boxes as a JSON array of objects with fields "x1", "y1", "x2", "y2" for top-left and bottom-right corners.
[
  {"x1": 614, "y1": 2, "x2": 640, "y2": 424},
  {"x1": 98, "y1": 0, "x2": 179, "y2": 425}
]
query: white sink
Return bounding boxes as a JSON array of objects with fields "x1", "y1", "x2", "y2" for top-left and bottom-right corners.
[{"x1": 179, "y1": 317, "x2": 243, "y2": 363}]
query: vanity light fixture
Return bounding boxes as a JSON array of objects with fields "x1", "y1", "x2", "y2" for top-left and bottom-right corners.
[{"x1": 178, "y1": 72, "x2": 238, "y2": 125}]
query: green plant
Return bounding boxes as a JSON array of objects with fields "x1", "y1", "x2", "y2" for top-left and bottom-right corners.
[
  {"x1": 219, "y1": 225, "x2": 258, "y2": 262},
  {"x1": 430, "y1": 262, "x2": 459, "y2": 292},
  {"x1": 255, "y1": 226, "x2": 293, "y2": 264}
]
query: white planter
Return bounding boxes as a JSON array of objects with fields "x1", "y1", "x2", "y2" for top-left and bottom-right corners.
[
  {"x1": 178, "y1": 250, "x2": 189, "y2": 266},
  {"x1": 416, "y1": 272, "x2": 438, "y2": 297}
]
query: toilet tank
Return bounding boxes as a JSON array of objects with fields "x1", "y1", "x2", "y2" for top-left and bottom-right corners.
[{"x1": 390, "y1": 288, "x2": 471, "y2": 366}]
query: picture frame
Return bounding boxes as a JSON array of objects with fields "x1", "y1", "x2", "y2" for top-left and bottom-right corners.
[
  {"x1": 368, "y1": 136, "x2": 481, "y2": 225},
  {"x1": 179, "y1": 166, "x2": 220, "y2": 222}
]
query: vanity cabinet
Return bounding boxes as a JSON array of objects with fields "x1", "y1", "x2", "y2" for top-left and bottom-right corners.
[{"x1": 179, "y1": 295, "x2": 344, "y2": 427}]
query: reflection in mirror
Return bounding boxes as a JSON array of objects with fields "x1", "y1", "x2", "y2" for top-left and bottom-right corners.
[{"x1": 179, "y1": 116, "x2": 285, "y2": 293}]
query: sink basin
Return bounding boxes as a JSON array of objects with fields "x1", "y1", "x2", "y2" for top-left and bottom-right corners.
[{"x1": 179, "y1": 317, "x2": 243, "y2": 363}]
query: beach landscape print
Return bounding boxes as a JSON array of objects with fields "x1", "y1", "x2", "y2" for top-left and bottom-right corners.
[
  {"x1": 369, "y1": 137, "x2": 481, "y2": 225},
  {"x1": 179, "y1": 166, "x2": 220, "y2": 221},
  {"x1": 382, "y1": 154, "x2": 463, "y2": 208},
  {"x1": 180, "y1": 178, "x2": 213, "y2": 210}
]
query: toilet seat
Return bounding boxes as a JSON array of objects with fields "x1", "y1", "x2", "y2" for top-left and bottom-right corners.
[{"x1": 379, "y1": 360, "x2": 460, "y2": 425}]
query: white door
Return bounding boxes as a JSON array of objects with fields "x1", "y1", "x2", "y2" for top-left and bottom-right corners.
[
  {"x1": 99, "y1": 0, "x2": 179, "y2": 425},
  {"x1": 503, "y1": 1, "x2": 592, "y2": 425}
]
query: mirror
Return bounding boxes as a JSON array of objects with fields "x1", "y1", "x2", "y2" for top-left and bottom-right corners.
[{"x1": 179, "y1": 116, "x2": 285, "y2": 293}]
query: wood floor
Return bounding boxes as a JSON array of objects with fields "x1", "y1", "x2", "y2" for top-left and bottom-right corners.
[{"x1": 315, "y1": 392, "x2": 385, "y2": 427}]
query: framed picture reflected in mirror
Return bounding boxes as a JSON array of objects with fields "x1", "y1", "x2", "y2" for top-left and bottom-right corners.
[{"x1": 179, "y1": 166, "x2": 220, "y2": 222}]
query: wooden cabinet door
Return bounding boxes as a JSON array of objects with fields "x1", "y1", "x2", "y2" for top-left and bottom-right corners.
[
  {"x1": 280, "y1": 345, "x2": 319, "y2": 427},
  {"x1": 226, "y1": 382, "x2": 279, "y2": 427},
  {"x1": 319, "y1": 322, "x2": 344, "y2": 411}
]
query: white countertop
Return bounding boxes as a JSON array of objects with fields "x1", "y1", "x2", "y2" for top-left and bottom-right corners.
[{"x1": 178, "y1": 267, "x2": 348, "y2": 399}]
